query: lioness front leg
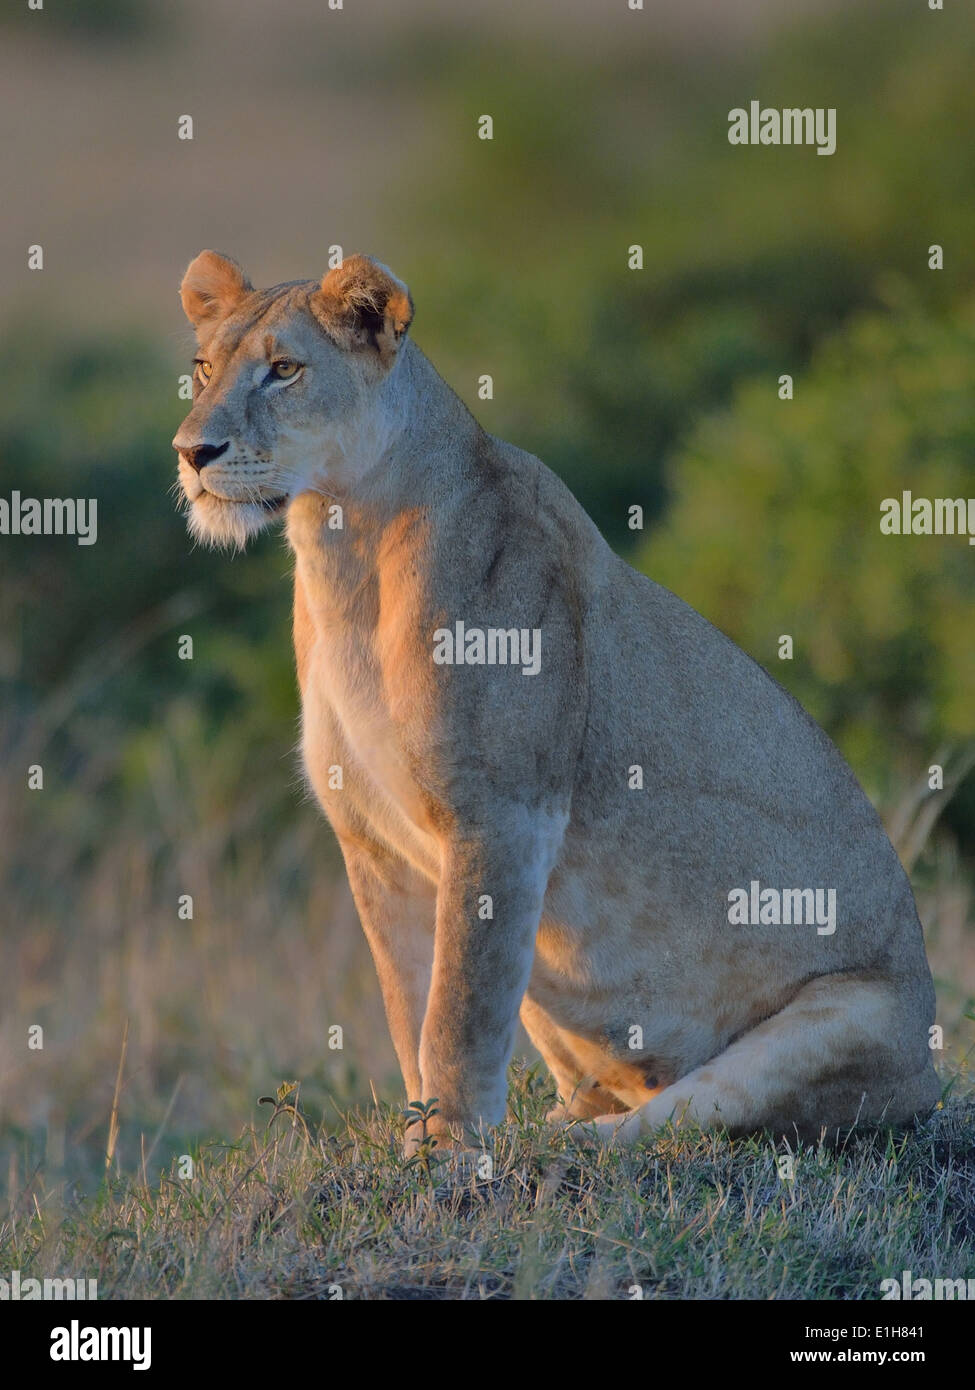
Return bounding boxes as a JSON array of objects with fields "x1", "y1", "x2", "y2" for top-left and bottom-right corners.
[
  {"x1": 340, "y1": 840, "x2": 436, "y2": 1108},
  {"x1": 414, "y1": 815, "x2": 565, "y2": 1153}
]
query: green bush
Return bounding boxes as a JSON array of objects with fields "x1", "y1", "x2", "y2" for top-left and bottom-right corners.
[{"x1": 640, "y1": 294, "x2": 975, "y2": 825}]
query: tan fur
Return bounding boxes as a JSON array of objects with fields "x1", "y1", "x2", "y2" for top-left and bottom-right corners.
[
  {"x1": 312, "y1": 255, "x2": 414, "y2": 368},
  {"x1": 173, "y1": 251, "x2": 941, "y2": 1152}
]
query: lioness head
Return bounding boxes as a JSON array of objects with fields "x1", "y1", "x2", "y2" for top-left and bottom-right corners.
[{"x1": 172, "y1": 251, "x2": 414, "y2": 548}]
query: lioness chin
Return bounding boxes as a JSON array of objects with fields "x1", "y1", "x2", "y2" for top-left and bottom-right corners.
[{"x1": 172, "y1": 249, "x2": 940, "y2": 1153}]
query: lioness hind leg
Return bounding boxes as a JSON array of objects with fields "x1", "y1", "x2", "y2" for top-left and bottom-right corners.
[
  {"x1": 519, "y1": 995, "x2": 631, "y2": 1121},
  {"x1": 594, "y1": 972, "x2": 940, "y2": 1145}
]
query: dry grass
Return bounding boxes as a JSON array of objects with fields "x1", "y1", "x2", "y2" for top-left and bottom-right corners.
[{"x1": 3, "y1": 1065, "x2": 973, "y2": 1301}]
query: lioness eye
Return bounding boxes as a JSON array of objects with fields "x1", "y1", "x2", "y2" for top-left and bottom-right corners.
[
  {"x1": 271, "y1": 360, "x2": 301, "y2": 380},
  {"x1": 196, "y1": 359, "x2": 212, "y2": 382}
]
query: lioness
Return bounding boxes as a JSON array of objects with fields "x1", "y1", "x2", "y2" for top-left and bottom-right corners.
[{"x1": 172, "y1": 250, "x2": 940, "y2": 1149}]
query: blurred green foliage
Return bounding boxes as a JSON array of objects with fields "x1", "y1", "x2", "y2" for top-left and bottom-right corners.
[
  {"x1": 0, "y1": 0, "x2": 161, "y2": 41},
  {"x1": 396, "y1": 1, "x2": 974, "y2": 550},
  {"x1": 643, "y1": 292, "x2": 975, "y2": 835}
]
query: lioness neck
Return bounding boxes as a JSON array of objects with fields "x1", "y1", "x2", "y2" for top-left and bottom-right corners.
[{"x1": 285, "y1": 339, "x2": 487, "y2": 628}]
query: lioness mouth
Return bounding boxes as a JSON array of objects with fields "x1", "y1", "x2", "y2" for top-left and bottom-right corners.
[{"x1": 202, "y1": 491, "x2": 288, "y2": 513}]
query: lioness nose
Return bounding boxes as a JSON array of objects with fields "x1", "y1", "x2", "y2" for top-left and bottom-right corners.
[{"x1": 179, "y1": 441, "x2": 230, "y2": 473}]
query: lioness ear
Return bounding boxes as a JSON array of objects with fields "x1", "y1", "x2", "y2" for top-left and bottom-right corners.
[
  {"x1": 311, "y1": 255, "x2": 413, "y2": 368},
  {"x1": 180, "y1": 250, "x2": 252, "y2": 331}
]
